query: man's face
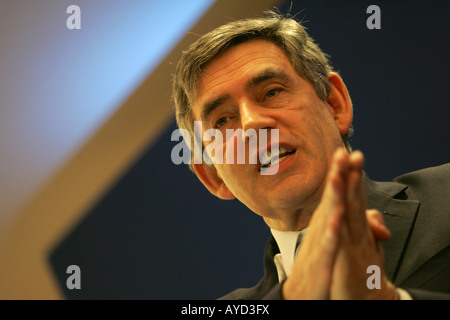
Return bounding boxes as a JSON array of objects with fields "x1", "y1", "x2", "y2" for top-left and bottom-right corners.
[{"x1": 192, "y1": 40, "x2": 351, "y2": 230}]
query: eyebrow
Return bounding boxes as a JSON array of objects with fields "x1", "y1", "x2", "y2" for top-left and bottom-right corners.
[
  {"x1": 200, "y1": 67, "x2": 293, "y2": 122},
  {"x1": 245, "y1": 67, "x2": 293, "y2": 89},
  {"x1": 201, "y1": 94, "x2": 230, "y2": 122}
]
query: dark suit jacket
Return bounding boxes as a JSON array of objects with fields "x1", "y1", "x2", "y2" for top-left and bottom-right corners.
[{"x1": 220, "y1": 163, "x2": 450, "y2": 300}]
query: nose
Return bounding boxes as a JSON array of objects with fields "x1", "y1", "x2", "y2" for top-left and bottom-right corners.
[
  {"x1": 236, "y1": 99, "x2": 278, "y2": 167},
  {"x1": 240, "y1": 99, "x2": 277, "y2": 132}
]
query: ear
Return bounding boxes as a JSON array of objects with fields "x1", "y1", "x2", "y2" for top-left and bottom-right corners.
[
  {"x1": 192, "y1": 163, "x2": 235, "y2": 200},
  {"x1": 326, "y1": 72, "x2": 353, "y2": 136}
]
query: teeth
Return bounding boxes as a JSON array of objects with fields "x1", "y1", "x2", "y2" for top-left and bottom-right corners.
[
  {"x1": 262, "y1": 154, "x2": 289, "y2": 168},
  {"x1": 264, "y1": 147, "x2": 288, "y2": 159},
  {"x1": 279, "y1": 146, "x2": 289, "y2": 154},
  {"x1": 260, "y1": 147, "x2": 294, "y2": 168}
]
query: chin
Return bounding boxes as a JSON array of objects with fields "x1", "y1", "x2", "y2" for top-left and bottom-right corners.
[{"x1": 275, "y1": 178, "x2": 324, "y2": 210}]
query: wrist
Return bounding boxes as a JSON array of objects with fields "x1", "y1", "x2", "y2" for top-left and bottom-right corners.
[{"x1": 373, "y1": 280, "x2": 399, "y2": 300}]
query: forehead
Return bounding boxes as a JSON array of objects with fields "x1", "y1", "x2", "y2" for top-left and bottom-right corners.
[
  {"x1": 193, "y1": 40, "x2": 296, "y2": 117},
  {"x1": 202, "y1": 39, "x2": 292, "y2": 80}
]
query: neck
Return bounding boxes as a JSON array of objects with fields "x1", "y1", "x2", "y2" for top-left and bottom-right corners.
[{"x1": 263, "y1": 205, "x2": 315, "y2": 231}]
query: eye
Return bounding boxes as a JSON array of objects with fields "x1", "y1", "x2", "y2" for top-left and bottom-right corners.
[
  {"x1": 215, "y1": 116, "x2": 230, "y2": 128},
  {"x1": 265, "y1": 88, "x2": 281, "y2": 99}
]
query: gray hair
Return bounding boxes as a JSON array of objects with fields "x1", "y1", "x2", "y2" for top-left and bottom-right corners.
[{"x1": 172, "y1": 11, "x2": 353, "y2": 168}]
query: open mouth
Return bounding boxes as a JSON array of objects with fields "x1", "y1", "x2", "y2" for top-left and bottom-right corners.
[{"x1": 259, "y1": 147, "x2": 296, "y2": 171}]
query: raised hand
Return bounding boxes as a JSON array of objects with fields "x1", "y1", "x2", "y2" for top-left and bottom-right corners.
[
  {"x1": 282, "y1": 148, "x2": 347, "y2": 299},
  {"x1": 282, "y1": 148, "x2": 395, "y2": 299},
  {"x1": 330, "y1": 149, "x2": 398, "y2": 299}
]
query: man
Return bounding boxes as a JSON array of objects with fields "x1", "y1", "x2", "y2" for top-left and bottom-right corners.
[{"x1": 172, "y1": 12, "x2": 450, "y2": 299}]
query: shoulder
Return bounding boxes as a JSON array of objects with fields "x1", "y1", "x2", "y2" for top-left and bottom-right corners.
[
  {"x1": 394, "y1": 163, "x2": 450, "y2": 185},
  {"x1": 218, "y1": 281, "x2": 283, "y2": 300},
  {"x1": 393, "y1": 163, "x2": 450, "y2": 201},
  {"x1": 218, "y1": 284, "x2": 260, "y2": 300},
  {"x1": 218, "y1": 236, "x2": 281, "y2": 300}
]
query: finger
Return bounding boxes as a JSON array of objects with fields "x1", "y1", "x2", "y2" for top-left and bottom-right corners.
[
  {"x1": 311, "y1": 150, "x2": 351, "y2": 286},
  {"x1": 345, "y1": 151, "x2": 368, "y2": 240},
  {"x1": 367, "y1": 209, "x2": 391, "y2": 242},
  {"x1": 349, "y1": 149, "x2": 364, "y2": 172},
  {"x1": 324, "y1": 148, "x2": 349, "y2": 205},
  {"x1": 285, "y1": 149, "x2": 350, "y2": 299}
]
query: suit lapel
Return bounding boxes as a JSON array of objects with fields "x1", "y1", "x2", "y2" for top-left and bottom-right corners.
[{"x1": 364, "y1": 175, "x2": 420, "y2": 283}]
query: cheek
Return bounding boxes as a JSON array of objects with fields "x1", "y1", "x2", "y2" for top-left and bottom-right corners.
[
  {"x1": 215, "y1": 164, "x2": 253, "y2": 196},
  {"x1": 296, "y1": 105, "x2": 339, "y2": 141},
  {"x1": 215, "y1": 164, "x2": 240, "y2": 187}
]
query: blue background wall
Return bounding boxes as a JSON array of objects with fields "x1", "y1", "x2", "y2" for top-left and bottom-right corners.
[{"x1": 49, "y1": 0, "x2": 449, "y2": 299}]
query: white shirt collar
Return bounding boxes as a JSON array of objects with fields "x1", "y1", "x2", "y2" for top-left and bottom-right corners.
[{"x1": 270, "y1": 228, "x2": 305, "y2": 281}]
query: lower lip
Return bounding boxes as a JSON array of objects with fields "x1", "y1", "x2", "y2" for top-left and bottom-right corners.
[{"x1": 260, "y1": 150, "x2": 297, "y2": 175}]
